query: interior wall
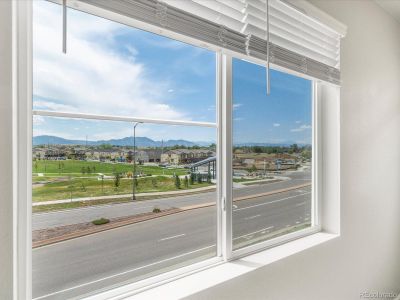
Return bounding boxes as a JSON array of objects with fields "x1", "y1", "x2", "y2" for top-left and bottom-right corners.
[
  {"x1": 185, "y1": 1, "x2": 400, "y2": 299},
  {"x1": 0, "y1": 1, "x2": 14, "y2": 299}
]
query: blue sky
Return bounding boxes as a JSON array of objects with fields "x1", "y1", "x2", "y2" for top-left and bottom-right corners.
[{"x1": 33, "y1": 0, "x2": 311, "y2": 145}]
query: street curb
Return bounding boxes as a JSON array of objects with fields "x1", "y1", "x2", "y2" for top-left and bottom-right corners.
[
  {"x1": 33, "y1": 185, "x2": 216, "y2": 207},
  {"x1": 32, "y1": 183, "x2": 311, "y2": 248}
]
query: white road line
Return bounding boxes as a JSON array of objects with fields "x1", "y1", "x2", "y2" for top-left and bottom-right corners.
[
  {"x1": 295, "y1": 201, "x2": 306, "y2": 207},
  {"x1": 233, "y1": 226, "x2": 274, "y2": 240},
  {"x1": 234, "y1": 192, "x2": 311, "y2": 212},
  {"x1": 158, "y1": 234, "x2": 186, "y2": 242},
  {"x1": 33, "y1": 245, "x2": 215, "y2": 300},
  {"x1": 244, "y1": 214, "x2": 261, "y2": 220}
]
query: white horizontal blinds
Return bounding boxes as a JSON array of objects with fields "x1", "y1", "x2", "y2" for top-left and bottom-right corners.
[
  {"x1": 83, "y1": 0, "x2": 248, "y2": 55},
  {"x1": 79, "y1": 0, "x2": 342, "y2": 84},
  {"x1": 162, "y1": 0, "x2": 342, "y2": 84},
  {"x1": 242, "y1": 0, "x2": 340, "y2": 68}
]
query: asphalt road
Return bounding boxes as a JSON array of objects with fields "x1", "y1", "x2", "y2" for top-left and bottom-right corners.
[
  {"x1": 32, "y1": 172, "x2": 312, "y2": 299},
  {"x1": 33, "y1": 169, "x2": 311, "y2": 230}
]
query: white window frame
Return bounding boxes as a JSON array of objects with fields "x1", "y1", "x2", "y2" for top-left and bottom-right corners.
[{"x1": 11, "y1": 1, "x2": 341, "y2": 299}]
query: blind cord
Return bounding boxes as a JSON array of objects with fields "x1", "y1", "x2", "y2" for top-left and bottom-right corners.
[{"x1": 62, "y1": 0, "x2": 67, "y2": 54}]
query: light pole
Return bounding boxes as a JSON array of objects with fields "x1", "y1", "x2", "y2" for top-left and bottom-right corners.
[{"x1": 132, "y1": 122, "x2": 142, "y2": 201}]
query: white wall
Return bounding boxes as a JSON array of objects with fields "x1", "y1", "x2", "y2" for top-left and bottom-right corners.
[
  {"x1": 0, "y1": 1, "x2": 14, "y2": 300},
  {"x1": 185, "y1": 1, "x2": 400, "y2": 299}
]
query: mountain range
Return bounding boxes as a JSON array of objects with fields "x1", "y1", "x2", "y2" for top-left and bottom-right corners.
[
  {"x1": 33, "y1": 135, "x2": 308, "y2": 148},
  {"x1": 33, "y1": 135, "x2": 212, "y2": 147}
]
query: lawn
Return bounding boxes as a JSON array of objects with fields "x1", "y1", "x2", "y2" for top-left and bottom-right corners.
[
  {"x1": 32, "y1": 175, "x2": 213, "y2": 202},
  {"x1": 32, "y1": 160, "x2": 188, "y2": 176}
]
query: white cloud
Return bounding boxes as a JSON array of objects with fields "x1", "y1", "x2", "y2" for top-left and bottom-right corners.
[
  {"x1": 168, "y1": 89, "x2": 174, "y2": 93},
  {"x1": 290, "y1": 124, "x2": 312, "y2": 132},
  {"x1": 295, "y1": 120, "x2": 302, "y2": 124},
  {"x1": 33, "y1": 115, "x2": 45, "y2": 125},
  {"x1": 32, "y1": 1, "x2": 185, "y2": 120},
  {"x1": 233, "y1": 103, "x2": 242, "y2": 110},
  {"x1": 273, "y1": 123, "x2": 280, "y2": 127}
]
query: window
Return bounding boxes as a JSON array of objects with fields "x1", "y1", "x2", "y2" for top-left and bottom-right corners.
[
  {"x1": 32, "y1": 1, "x2": 218, "y2": 299},
  {"x1": 232, "y1": 58, "x2": 315, "y2": 251},
  {"x1": 18, "y1": 0, "x2": 344, "y2": 299}
]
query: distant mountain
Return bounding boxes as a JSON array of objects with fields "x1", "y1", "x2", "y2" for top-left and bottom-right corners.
[
  {"x1": 234, "y1": 142, "x2": 310, "y2": 147},
  {"x1": 33, "y1": 135, "x2": 211, "y2": 147}
]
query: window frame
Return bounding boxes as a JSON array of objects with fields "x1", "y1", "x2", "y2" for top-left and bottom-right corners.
[{"x1": 15, "y1": 1, "x2": 327, "y2": 299}]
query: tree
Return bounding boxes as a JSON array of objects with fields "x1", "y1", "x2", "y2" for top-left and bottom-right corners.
[
  {"x1": 248, "y1": 164, "x2": 257, "y2": 173},
  {"x1": 190, "y1": 173, "x2": 195, "y2": 185},
  {"x1": 197, "y1": 173, "x2": 202, "y2": 184},
  {"x1": 114, "y1": 173, "x2": 121, "y2": 190},
  {"x1": 252, "y1": 146, "x2": 263, "y2": 153},
  {"x1": 34, "y1": 161, "x2": 38, "y2": 173},
  {"x1": 126, "y1": 151, "x2": 133, "y2": 163},
  {"x1": 152, "y1": 178, "x2": 158, "y2": 188},
  {"x1": 184, "y1": 176, "x2": 189, "y2": 188},
  {"x1": 86, "y1": 166, "x2": 91, "y2": 174},
  {"x1": 207, "y1": 171, "x2": 212, "y2": 184},
  {"x1": 175, "y1": 175, "x2": 181, "y2": 189},
  {"x1": 81, "y1": 166, "x2": 86, "y2": 175},
  {"x1": 301, "y1": 149, "x2": 312, "y2": 160},
  {"x1": 80, "y1": 181, "x2": 86, "y2": 192}
]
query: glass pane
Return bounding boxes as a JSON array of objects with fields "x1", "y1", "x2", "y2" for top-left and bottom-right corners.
[
  {"x1": 32, "y1": 120, "x2": 217, "y2": 298},
  {"x1": 33, "y1": 0, "x2": 216, "y2": 122},
  {"x1": 232, "y1": 58, "x2": 313, "y2": 251}
]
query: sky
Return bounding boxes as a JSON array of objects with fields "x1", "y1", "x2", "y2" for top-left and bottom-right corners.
[{"x1": 33, "y1": 0, "x2": 311, "y2": 145}]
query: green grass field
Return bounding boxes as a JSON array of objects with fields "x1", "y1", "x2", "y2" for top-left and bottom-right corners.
[
  {"x1": 33, "y1": 176, "x2": 212, "y2": 202},
  {"x1": 32, "y1": 160, "x2": 188, "y2": 176},
  {"x1": 31, "y1": 160, "x2": 212, "y2": 203}
]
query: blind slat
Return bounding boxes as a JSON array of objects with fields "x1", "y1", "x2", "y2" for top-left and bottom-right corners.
[{"x1": 79, "y1": 0, "x2": 343, "y2": 84}]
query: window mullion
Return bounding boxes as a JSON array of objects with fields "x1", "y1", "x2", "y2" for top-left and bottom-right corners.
[{"x1": 220, "y1": 53, "x2": 233, "y2": 260}]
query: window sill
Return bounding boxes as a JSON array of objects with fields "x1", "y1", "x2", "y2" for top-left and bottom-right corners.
[{"x1": 89, "y1": 232, "x2": 338, "y2": 300}]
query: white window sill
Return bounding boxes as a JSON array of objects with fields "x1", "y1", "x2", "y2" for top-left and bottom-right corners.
[{"x1": 100, "y1": 232, "x2": 338, "y2": 300}]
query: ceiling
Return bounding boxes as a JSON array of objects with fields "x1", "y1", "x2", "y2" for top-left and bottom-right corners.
[{"x1": 375, "y1": 0, "x2": 400, "y2": 23}]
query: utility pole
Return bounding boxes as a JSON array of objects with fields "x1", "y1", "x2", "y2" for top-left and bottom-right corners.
[{"x1": 132, "y1": 122, "x2": 142, "y2": 201}]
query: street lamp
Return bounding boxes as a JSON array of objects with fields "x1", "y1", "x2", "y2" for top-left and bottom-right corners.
[{"x1": 132, "y1": 122, "x2": 142, "y2": 201}]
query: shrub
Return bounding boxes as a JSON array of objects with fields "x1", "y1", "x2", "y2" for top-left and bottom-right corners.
[
  {"x1": 175, "y1": 175, "x2": 181, "y2": 189},
  {"x1": 184, "y1": 176, "x2": 189, "y2": 188},
  {"x1": 92, "y1": 218, "x2": 110, "y2": 225},
  {"x1": 153, "y1": 207, "x2": 161, "y2": 213},
  {"x1": 207, "y1": 171, "x2": 212, "y2": 183}
]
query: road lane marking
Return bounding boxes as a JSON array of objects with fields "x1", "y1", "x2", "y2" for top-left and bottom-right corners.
[
  {"x1": 158, "y1": 234, "x2": 186, "y2": 242},
  {"x1": 295, "y1": 201, "x2": 306, "y2": 207},
  {"x1": 33, "y1": 245, "x2": 215, "y2": 300},
  {"x1": 234, "y1": 192, "x2": 311, "y2": 212},
  {"x1": 244, "y1": 214, "x2": 261, "y2": 220},
  {"x1": 233, "y1": 226, "x2": 274, "y2": 240}
]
